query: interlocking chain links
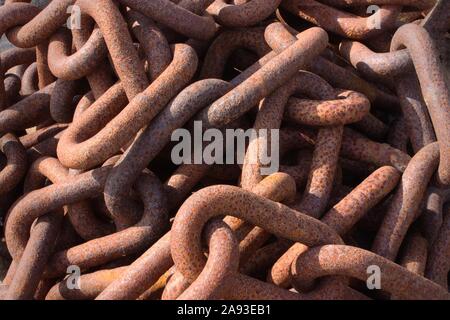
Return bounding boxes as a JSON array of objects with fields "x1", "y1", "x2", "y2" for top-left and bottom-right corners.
[
  {"x1": 0, "y1": 133, "x2": 27, "y2": 195},
  {"x1": 390, "y1": 24, "x2": 450, "y2": 187},
  {"x1": 0, "y1": 0, "x2": 449, "y2": 301},
  {"x1": 207, "y1": 0, "x2": 282, "y2": 28},
  {"x1": 104, "y1": 79, "x2": 232, "y2": 229},
  {"x1": 291, "y1": 245, "x2": 449, "y2": 299},
  {"x1": 47, "y1": 27, "x2": 107, "y2": 81},
  {"x1": 117, "y1": 0, "x2": 217, "y2": 40},
  {"x1": 43, "y1": 170, "x2": 168, "y2": 278},
  {"x1": 171, "y1": 184, "x2": 343, "y2": 282},
  {"x1": 57, "y1": 44, "x2": 198, "y2": 171},
  {"x1": 281, "y1": 0, "x2": 401, "y2": 40}
]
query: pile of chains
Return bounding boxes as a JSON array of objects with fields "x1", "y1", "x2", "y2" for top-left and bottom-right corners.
[{"x1": 0, "y1": 0, "x2": 449, "y2": 300}]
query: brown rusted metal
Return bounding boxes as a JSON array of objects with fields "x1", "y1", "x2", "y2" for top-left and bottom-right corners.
[
  {"x1": 5, "y1": 210, "x2": 63, "y2": 300},
  {"x1": 207, "y1": 0, "x2": 281, "y2": 28},
  {"x1": 291, "y1": 245, "x2": 449, "y2": 299},
  {"x1": 49, "y1": 79, "x2": 80, "y2": 123},
  {"x1": 281, "y1": 0, "x2": 401, "y2": 40},
  {"x1": 425, "y1": 204, "x2": 450, "y2": 288},
  {"x1": 119, "y1": 0, "x2": 217, "y2": 41},
  {"x1": 391, "y1": 23, "x2": 450, "y2": 186},
  {"x1": 57, "y1": 44, "x2": 197, "y2": 171},
  {"x1": 44, "y1": 170, "x2": 168, "y2": 278},
  {"x1": 104, "y1": 79, "x2": 231, "y2": 227},
  {"x1": 0, "y1": 133, "x2": 27, "y2": 196},
  {"x1": 372, "y1": 142, "x2": 440, "y2": 261},
  {"x1": 71, "y1": 12, "x2": 115, "y2": 99},
  {"x1": 126, "y1": 9, "x2": 172, "y2": 82},
  {"x1": 200, "y1": 27, "x2": 270, "y2": 79},
  {"x1": 269, "y1": 166, "x2": 400, "y2": 288},
  {"x1": 171, "y1": 185, "x2": 343, "y2": 282},
  {"x1": 197, "y1": 27, "x2": 329, "y2": 128},
  {"x1": 1, "y1": 0, "x2": 449, "y2": 301},
  {"x1": 75, "y1": 0, "x2": 148, "y2": 100},
  {"x1": 46, "y1": 266, "x2": 127, "y2": 300},
  {"x1": 5, "y1": 0, "x2": 74, "y2": 49},
  {"x1": 241, "y1": 70, "x2": 336, "y2": 191},
  {"x1": 47, "y1": 27, "x2": 107, "y2": 81},
  {"x1": 0, "y1": 82, "x2": 54, "y2": 132}
]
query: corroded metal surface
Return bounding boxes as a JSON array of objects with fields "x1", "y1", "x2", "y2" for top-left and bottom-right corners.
[{"x1": 0, "y1": 0, "x2": 449, "y2": 301}]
